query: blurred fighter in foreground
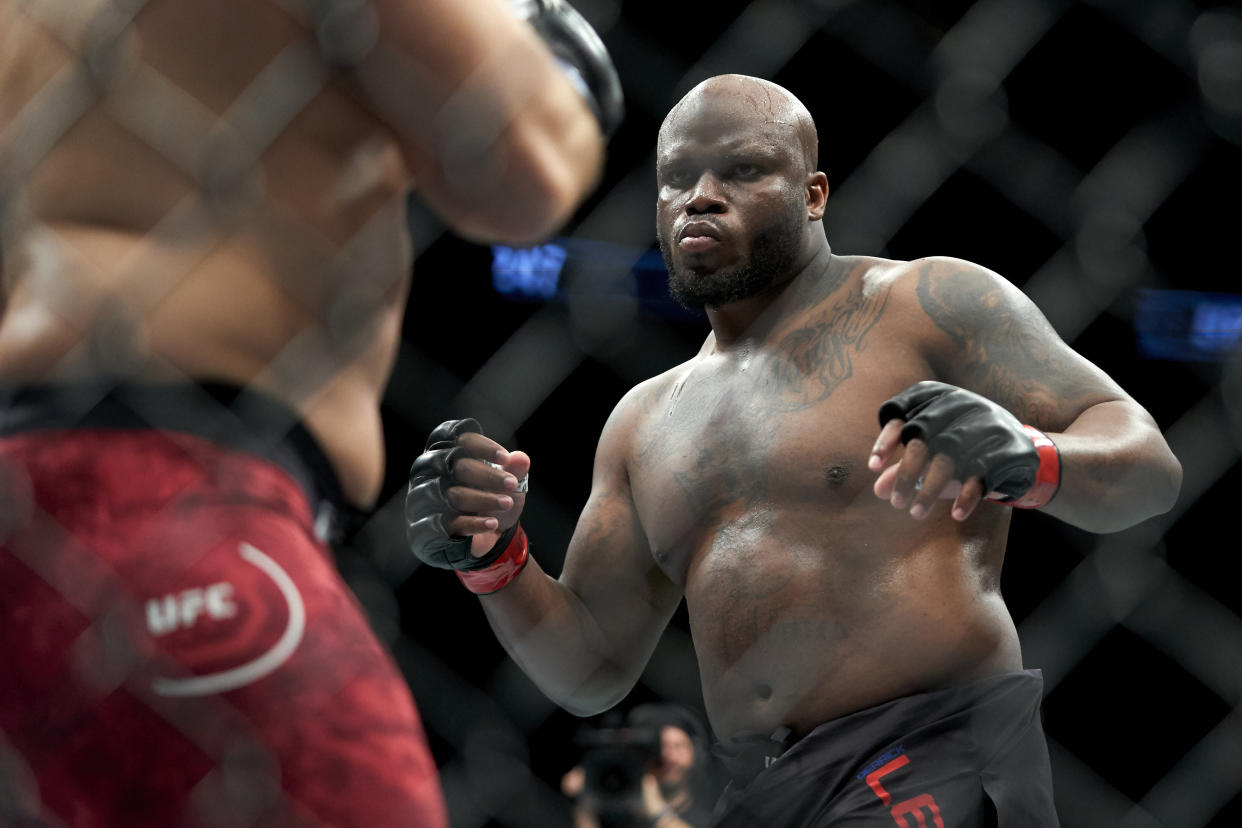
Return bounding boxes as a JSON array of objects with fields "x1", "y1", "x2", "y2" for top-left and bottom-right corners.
[
  {"x1": 407, "y1": 75, "x2": 1182, "y2": 826},
  {"x1": 0, "y1": 0, "x2": 619, "y2": 823}
]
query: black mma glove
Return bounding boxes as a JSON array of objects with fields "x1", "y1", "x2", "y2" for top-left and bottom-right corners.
[
  {"x1": 506, "y1": 0, "x2": 625, "y2": 137},
  {"x1": 406, "y1": 418, "x2": 520, "y2": 571},
  {"x1": 878, "y1": 381, "x2": 1061, "y2": 507}
]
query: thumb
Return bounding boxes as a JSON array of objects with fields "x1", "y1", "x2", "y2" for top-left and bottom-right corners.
[
  {"x1": 498, "y1": 449, "x2": 531, "y2": 481},
  {"x1": 476, "y1": 449, "x2": 528, "y2": 553}
]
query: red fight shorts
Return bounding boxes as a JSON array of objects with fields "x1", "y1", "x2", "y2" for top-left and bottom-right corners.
[{"x1": 0, "y1": 428, "x2": 449, "y2": 827}]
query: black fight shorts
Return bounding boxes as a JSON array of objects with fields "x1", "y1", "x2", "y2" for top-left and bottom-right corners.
[{"x1": 711, "y1": 670, "x2": 1060, "y2": 827}]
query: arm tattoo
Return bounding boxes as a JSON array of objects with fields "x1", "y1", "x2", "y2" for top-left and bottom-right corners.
[
  {"x1": 573, "y1": 494, "x2": 623, "y2": 555},
  {"x1": 915, "y1": 261, "x2": 1101, "y2": 428}
]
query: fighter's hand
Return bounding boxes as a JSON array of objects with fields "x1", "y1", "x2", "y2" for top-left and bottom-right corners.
[
  {"x1": 405, "y1": 418, "x2": 530, "y2": 570},
  {"x1": 505, "y1": 0, "x2": 625, "y2": 136},
  {"x1": 869, "y1": 381, "x2": 1043, "y2": 522}
]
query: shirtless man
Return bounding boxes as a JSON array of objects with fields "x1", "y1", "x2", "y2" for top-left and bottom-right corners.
[
  {"x1": 405, "y1": 75, "x2": 1182, "y2": 826},
  {"x1": 0, "y1": 0, "x2": 617, "y2": 824}
]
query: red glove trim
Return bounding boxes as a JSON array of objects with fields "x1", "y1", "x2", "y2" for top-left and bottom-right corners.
[
  {"x1": 988, "y1": 425, "x2": 1061, "y2": 509},
  {"x1": 456, "y1": 524, "x2": 529, "y2": 595}
]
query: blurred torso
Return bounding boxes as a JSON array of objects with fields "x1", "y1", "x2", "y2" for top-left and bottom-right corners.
[{"x1": 0, "y1": 0, "x2": 413, "y2": 506}]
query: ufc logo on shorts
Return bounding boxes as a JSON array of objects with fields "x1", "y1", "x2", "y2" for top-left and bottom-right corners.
[
  {"x1": 864, "y1": 754, "x2": 945, "y2": 828},
  {"x1": 146, "y1": 583, "x2": 237, "y2": 635}
]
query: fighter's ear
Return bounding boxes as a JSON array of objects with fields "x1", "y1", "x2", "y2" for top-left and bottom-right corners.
[{"x1": 806, "y1": 171, "x2": 828, "y2": 221}]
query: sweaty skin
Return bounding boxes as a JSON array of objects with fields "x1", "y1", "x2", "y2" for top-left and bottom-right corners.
[
  {"x1": 436, "y1": 75, "x2": 1181, "y2": 743},
  {"x1": 0, "y1": 0, "x2": 603, "y2": 507}
]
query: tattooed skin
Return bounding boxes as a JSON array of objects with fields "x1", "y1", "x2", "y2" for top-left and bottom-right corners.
[
  {"x1": 670, "y1": 390, "x2": 774, "y2": 530},
  {"x1": 915, "y1": 261, "x2": 1098, "y2": 429},
  {"x1": 770, "y1": 280, "x2": 892, "y2": 410}
]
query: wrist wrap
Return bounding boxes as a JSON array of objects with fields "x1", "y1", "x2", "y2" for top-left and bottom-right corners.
[
  {"x1": 456, "y1": 523, "x2": 530, "y2": 594},
  {"x1": 986, "y1": 425, "x2": 1061, "y2": 509}
]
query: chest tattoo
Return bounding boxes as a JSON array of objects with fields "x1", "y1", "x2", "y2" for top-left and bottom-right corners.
[{"x1": 770, "y1": 282, "x2": 892, "y2": 409}]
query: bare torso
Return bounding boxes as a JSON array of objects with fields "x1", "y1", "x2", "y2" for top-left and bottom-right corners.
[
  {"x1": 0, "y1": 0, "x2": 412, "y2": 506},
  {"x1": 623, "y1": 255, "x2": 1022, "y2": 741}
]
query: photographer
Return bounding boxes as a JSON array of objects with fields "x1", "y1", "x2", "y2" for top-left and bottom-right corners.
[{"x1": 562, "y1": 704, "x2": 719, "y2": 828}]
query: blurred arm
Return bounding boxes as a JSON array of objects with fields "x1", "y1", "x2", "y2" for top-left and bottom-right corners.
[{"x1": 317, "y1": 0, "x2": 607, "y2": 244}]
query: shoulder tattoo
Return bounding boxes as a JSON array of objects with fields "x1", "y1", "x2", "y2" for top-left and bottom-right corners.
[{"x1": 915, "y1": 260, "x2": 1100, "y2": 426}]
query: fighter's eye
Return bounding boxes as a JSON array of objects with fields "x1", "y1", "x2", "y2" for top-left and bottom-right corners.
[
  {"x1": 731, "y1": 163, "x2": 760, "y2": 177},
  {"x1": 662, "y1": 169, "x2": 692, "y2": 187}
]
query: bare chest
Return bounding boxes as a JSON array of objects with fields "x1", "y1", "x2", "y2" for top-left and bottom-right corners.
[{"x1": 628, "y1": 338, "x2": 926, "y2": 584}]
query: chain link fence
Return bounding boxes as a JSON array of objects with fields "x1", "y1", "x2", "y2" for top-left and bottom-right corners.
[{"x1": 3, "y1": 0, "x2": 1240, "y2": 826}]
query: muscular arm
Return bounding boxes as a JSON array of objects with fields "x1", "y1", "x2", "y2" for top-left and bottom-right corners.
[
  {"x1": 327, "y1": 0, "x2": 605, "y2": 244},
  {"x1": 479, "y1": 390, "x2": 683, "y2": 715},
  {"x1": 913, "y1": 256, "x2": 1182, "y2": 532}
]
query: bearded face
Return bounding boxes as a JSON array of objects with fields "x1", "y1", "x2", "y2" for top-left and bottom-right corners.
[
  {"x1": 658, "y1": 189, "x2": 806, "y2": 310},
  {"x1": 654, "y1": 96, "x2": 812, "y2": 311}
]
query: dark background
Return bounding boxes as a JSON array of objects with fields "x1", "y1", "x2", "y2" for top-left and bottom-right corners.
[{"x1": 345, "y1": 2, "x2": 1242, "y2": 826}]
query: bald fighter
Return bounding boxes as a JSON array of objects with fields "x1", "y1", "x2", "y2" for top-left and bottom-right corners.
[
  {"x1": 0, "y1": 0, "x2": 618, "y2": 824},
  {"x1": 406, "y1": 75, "x2": 1181, "y2": 826}
]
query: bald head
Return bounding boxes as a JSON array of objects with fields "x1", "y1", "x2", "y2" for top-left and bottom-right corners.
[
  {"x1": 659, "y1": 74, "x2": 818, "y2": 174},
  {"x1": 654, "y1": 75, "x2": 830, "y2": 311}
]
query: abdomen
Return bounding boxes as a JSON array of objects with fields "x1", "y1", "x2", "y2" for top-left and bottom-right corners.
[{"x1": 684, "y1": 506, "x2": 1021, "y2": 742}]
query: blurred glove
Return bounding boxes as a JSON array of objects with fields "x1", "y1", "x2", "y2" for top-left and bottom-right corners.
[{"x1": 507, "y1": 0, "x2": 625, "y2": 136}]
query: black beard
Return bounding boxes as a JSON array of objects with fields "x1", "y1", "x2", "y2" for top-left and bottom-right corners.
[{"x1": 659, "y1": 203, "x2": 804, "y2": 310}]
